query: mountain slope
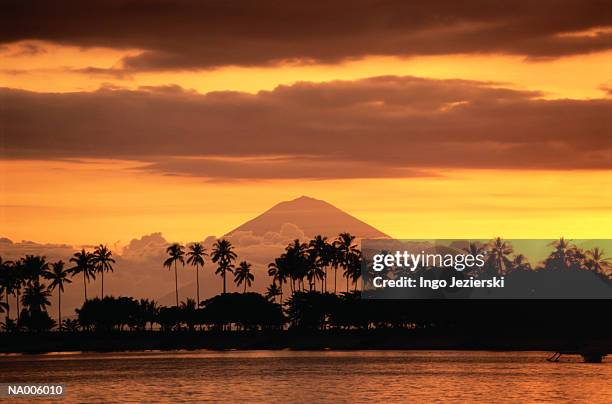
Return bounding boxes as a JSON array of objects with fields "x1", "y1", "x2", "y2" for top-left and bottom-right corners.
[{"x1": 226, "y1": 196, "x2": 388, "y2": 239}]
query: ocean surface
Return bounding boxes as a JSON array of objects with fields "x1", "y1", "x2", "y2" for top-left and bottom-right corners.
[{"x1": 0, "y1": 350, "x2": 610, "y2": 403}]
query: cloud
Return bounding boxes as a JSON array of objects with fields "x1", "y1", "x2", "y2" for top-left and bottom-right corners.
[
  {"x1": 1, "y1": 1, "x2": 610, "y2": 71},
  {"x1": 144, "y1": 156, "x2": 433, "y2": 180},
  {"x1": 120, "y1": 232, "x2": 169, "y2": 262},
  {"x1": 1, "y1": 76, "x2": 610, "y2": 178},
  {"x1": 3, "y1": 41, "x2": 47, "y2": 57},
  {"x1": 0, "y1": 233, "x2": 194, "y2": 316},
  {"x1": 0, "y1": 237, "x2": 74, "y2": 259},
  {"x1": 0, "y1": 223, "x2": 319, "y2": 311},
  {"x1": 69, "y1": 66, "x2": 132, "y2": 80}
]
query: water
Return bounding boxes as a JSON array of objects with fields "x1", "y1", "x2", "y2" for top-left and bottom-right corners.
[{"x1": 0, "y1": 350, "x2": 610, "y2": 403}]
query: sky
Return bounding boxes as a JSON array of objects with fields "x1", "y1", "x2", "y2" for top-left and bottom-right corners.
[{"x1": 1, "y1": 0, "x2": 611, "y2": 248}]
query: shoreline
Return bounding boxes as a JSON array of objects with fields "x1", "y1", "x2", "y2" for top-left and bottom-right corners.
[{"x1": 1, "y1": 329, "x2": 609, "y2": 355}]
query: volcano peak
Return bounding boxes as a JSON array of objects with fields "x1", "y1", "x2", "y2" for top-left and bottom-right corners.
[{"x1": 227, "y1": 196, "x2": 388, "y2": 239}]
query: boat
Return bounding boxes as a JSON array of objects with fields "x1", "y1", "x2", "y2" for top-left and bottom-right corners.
[{"x1": 547, "y1": 350, "x2": 607, "y2": 363}]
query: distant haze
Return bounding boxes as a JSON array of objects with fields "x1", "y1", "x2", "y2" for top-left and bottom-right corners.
[{"x1": 1, "y1": 196, "x2": 388, "y2": 311}]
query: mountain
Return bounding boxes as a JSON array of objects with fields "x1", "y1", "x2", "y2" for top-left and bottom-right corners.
[
  {"x1": 226, "y1": 195, "x2": 388, "y2": 239},
  {"x1": 157, "y1": 196, "x2": 388, "y2": 305}
]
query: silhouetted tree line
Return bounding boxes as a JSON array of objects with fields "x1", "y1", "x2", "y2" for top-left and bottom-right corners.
[
  {"x1": 1, "y1": 236, "x2": 610, "y2": 333},
  {"x1": 0, "y1": 245, "x2": 114, "y2": 332},
  {"x1": 462, "y1": 237, "x2": 611, "y2": 277},
  {"x1": 75, "y1": 291, "x2": 455, "y2": 332}
]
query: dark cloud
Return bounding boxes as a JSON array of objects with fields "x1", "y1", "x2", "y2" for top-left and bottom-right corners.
[
  {"x1": 69, "y1": 67, "x2": 132, "y2": 80},
  {"x1": 144, "y1": 156, "x2": 434, "y2": 180},
  {"x1": 1, "y1": 76, "x2": 610, "y2": 178},
  {"x1": 1, "y1": 1, "x2": 610, "y2": 71},
  {"x1": 3, "y1": 41, "x2": 47, "y2": 57}
]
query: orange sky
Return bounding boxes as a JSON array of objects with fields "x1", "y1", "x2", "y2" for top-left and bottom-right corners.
[
  {"x1": 1, "y1": 160, "x2": 611, "y2": 246},
  {"x1": 1, "y1": 41, "x2": 611, "y2": 100},
  {"x1": 1, "y1": 19, "x2": 611, "y2": 247}
]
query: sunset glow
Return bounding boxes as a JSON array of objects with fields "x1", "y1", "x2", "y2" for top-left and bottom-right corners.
[
  {"x1": 1, "y1": 1, "x2": 611, "y2": 250},
  {"x1": 2, "y1": 41, "x2": 611, "y2": 100},
  {"x1": 2, "y1": 159, "x2": 611, "y2": 245},
  {"x1": 1, "y1": 4, "x2": 611, "y2": 388}
]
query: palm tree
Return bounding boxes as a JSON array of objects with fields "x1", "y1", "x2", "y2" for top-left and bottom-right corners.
[
  {"x1": 21, "y1": 282, "x2": 51, "y2": 313},
  {"x1": 546, "y1": 237, "x2": 574, "y2": 270},
  {"x1": 62, "y1": 319, "x2": 80, "y2": 332},
  {"x1": 551, "y1": 237, "x2": 571, "y2": 252},
  {"x1": 510, "y1": 254, "x2": 532, "y2": 272},
  {"x1": 284, "y1": 239, "x2": 309, "y2": 291},
  {"x1": 43, "y1": 261, "x2": 71, "y2": 330},
  {"x1": 69, "y1": 249, "x2": 95, "y2": 304},
  {"x1": 345, "y1": 250, "x2": 362, "y2": 292},
  {"x1": 463, "y1": 242, "x2": 486, "y2": 276},
  {"x1": 91, "y1": 245, "x2": 115, "y2": 298},
  {"x1": 22, "y1": 255, "x2": 49, "y2": 286},
  {"x1": 0, "y1": 292, "x2": 8, "y2": 316},
  {"x1": 180, "y1": 298, "x2": 197, "y2": 331},
  {"x1": 487, "y1": 237, "x2": 513, "y2": 276},
  {"x1": 0, "y1": 259, "x2": 9, "y2": 317},
  {"x1": 139, "y1": 299, "x2": 159, "y2": 331},
  {"x1": 306, "y1": 253, "x2": 325, "y2": 292},
  {"x1": 265, "y1": 282, "x2": 281, "y2": 303},
  {"x1": 586, "y1": 248, "x2": 611, "y2": 276},
  {"x1": 180, "y1": 298, "x2": 197, "y2": 310},
  {"x1": 268, "y1": 257, "x2": 288, "y2": 304},
  {"x1": 10, "y1": 260, "x2": 25, "y2": 322},
  {"x1": 163, "y1": 243, "x2": 185, "y2": 307},
  {"x1": 308, "y1": 235, "x2": 330, "y2": 292},
  {"x1": 0, "y1": 257, "x2": 15, "y2": 321},
  {"x1": 211, "y1": 239, "x2": 237, "y2": 294},
  {"x1": 335, "y1": 232, "x2": 358, "y2": 293},
  {"x1": 329, "y1": 243, "x2": 341, "y2": 293},
  {"x1": 234, "y1": 261, "x2": 254, "y2": 293},
  {"x1": 186, "y1": 243, "x2": 207, "y2": 305}
]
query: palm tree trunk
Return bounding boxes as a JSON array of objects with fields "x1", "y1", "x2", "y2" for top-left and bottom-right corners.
[
  {"x1": 325, "y1": 267, "x2": 328, "y2": 292},
  {"x1": 280, "y1": 284, "x2": 283, "y2": 305},
  {"x1": 243, "y1": 282, "x2": 246, "y2": 293},
  {"x1": 58, "y1": 290, "x2": 62, "y2": 331},
  {"x1": 16, "y1": 291, "x2": 20, "y2": 322},
  {"x1": 83, "y1": 272, "x2": 87, "y2": 302},
  {"x1": 196, "y1": 264, "x2": 200, "y2": 305},
  {"x1": 334, "y1": 267, "x2": 337, "y2": 294},
  {"x1": 174, "y1": 262, "x2": 179, "y2": 307},
  {"x1": 5, "y1": 293, "x2": 9, "y2": 322},
  {"x1": 101, "y1": 270, "x2": 104, "y2": 298},
  {"x1": 346, "y1": 276, "x2": 349, "y2": 293},
  {"x1": 223, "y1": 270, "x2": 226, "y2": 294}
]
